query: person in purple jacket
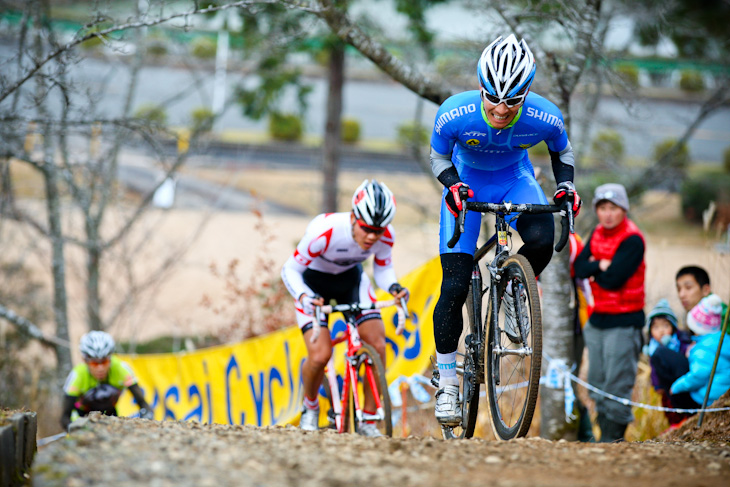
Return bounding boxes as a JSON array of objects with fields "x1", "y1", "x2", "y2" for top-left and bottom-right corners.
[{"x1": 643, "y1": 299, "x2": 694, "y2": 425}]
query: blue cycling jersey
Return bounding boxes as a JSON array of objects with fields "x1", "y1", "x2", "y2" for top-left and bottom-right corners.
[
  {"x1": 431, "y1": 90, "x2": 572, "y2": 255},
  {"x1": 431, "y1": 90, "x2": 569, "y2": 172}
]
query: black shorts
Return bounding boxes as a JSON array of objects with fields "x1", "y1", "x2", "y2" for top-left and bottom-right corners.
[{"x1": 300, "y1": 265, "x2": 381, "y2": 333}]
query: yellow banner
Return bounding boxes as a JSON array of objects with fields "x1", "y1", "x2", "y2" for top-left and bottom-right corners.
[{"x1": 117, "y1": 257, "x2": 442, "y2": 426}]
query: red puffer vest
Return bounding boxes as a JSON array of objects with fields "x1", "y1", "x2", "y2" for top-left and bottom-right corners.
[{"x1": 589, "y1": 217, "x2": 645, "y2": 314}]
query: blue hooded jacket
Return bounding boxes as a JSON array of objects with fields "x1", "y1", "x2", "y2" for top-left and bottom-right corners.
[{"x1": 670, "y1": 331, "x2": 730, "y2": 405}]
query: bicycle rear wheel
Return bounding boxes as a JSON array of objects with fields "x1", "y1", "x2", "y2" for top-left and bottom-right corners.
[
  {"x1": 485, "y1": 254, "x2": 542, "y2": 440},
  {"x1": 352, "y1": 343, "x2": 392, "y2": 437}
]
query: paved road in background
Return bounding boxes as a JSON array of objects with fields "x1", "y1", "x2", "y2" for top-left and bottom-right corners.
[
  {"x1": 119, "y1": 161, "x2": 305, "y2": 215},
  {"x1": 2, "y1": 41, "x2": 729, "y2": 163},
  {"x1": 77, "y1": 57, "x2": 730, "y2": 164}
]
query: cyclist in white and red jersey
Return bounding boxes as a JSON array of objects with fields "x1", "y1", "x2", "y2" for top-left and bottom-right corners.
[{"x1": 281, "y1": 179, "x2": 409, "y2": 437}]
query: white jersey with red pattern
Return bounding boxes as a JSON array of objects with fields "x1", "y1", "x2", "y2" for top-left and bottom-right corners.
[{"x1": 281, "y1": 212, "x2": 398, "y2": 302}]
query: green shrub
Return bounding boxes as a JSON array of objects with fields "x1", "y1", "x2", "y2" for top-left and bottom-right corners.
[
  {"x1": 191, "y1": 36, "x2": 217, "y2": 59},
  {"x1": 396, "y1": 121, "x2": 429, "y2": 152},
  {"x1": 146, "y1": 40, "x2": 168, "y2": 58},
  {"x1": 79, "y1": 24, "x2": 112, "y2": 50},
  {"x1": 616, "y1": 64, "x2": 640, "y2": 88},
  {"x1": 591, "y1": 129, "x2": 625, "y2": 168},
  {"x1": 134, "y1": 103, "x2": 167, "y2": 125},
  {"x1": 679, "y1": 70, "x2": 705, "y2": 93},
  {"x1": 191, "y1": 106, "x2": 215, "y2": 133},
  {"x1": 723, "y1": 146, "x2": 730, "y2": 173},
  {"x1": 681, "y1": 174, "x2": 730, "y2": 222},
  {"x1": 80, "y1": 32, "x2": 104, "y2": 50},
  {"x1": 528, "y1": 141, "x2": 549, "y2": 158},
  {"x1": 268, "y1": 112, "x2": 303, "y2": 141},
  {"x1": 654, "y1": 138, "x2": 690, "y2": 169},
  {"x1": 116, "y1": 334, "x2": 223, "y2": 354},
  {"x1": 341, "y1": 118, "x2": 361, "y2": 144},
  {"x1": 434, "y1": 55, "x2": 468, "y2": 79}
]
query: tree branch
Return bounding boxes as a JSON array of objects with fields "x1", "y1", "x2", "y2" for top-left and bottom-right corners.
[
  {"x1": 0, "y1": 303, "x2": 70, "y2": 349},
  {"x1": 310, "y1": 0, "x2": 452, "y2": 105},
  {"x1": 0, "y1": 0, "x2": 282, "y2": 104}
]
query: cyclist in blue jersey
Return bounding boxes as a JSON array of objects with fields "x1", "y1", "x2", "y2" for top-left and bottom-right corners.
[{"x1": 431, "y1": 34, "x2": 582, "y2": 425}]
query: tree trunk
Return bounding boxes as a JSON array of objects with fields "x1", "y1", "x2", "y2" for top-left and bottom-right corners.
[
  {"x1": 41, "y1": 130, "x2": 72, "y2": 381},
  {"x1": 539, "y1": 221, "x2": 577, "y2": 440},
  {"x1": 33, "y1": 0, "x2": 72, "y2": 384},
  {"x1": 322, "y1": 43, "x2": 344, "y2": 213}
]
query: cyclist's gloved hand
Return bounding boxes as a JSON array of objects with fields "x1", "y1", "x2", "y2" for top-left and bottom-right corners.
[
  {"x1": 553, "y1": 181, "x2": 582, "y2": 216},
  {"x1": 299, "y1": 294, "x2": 323, "y2": 316},
  {"x1": 389, "y1": 283, "x2": 410, "y2": 303},
  {"x1": 444, "y1": 182, "x2": 474, "y2": 218},
  {"x1": 139, "y1": 407, "x2": 154, "y2": 420}
]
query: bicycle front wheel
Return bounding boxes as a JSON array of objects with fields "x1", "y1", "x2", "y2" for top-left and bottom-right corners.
[
  {"x1": 352, "y1": 343, "x2": 392, "y2": 437},
  {"x1": 485, "y1": 254, "x2": 542, "y2": 440}
]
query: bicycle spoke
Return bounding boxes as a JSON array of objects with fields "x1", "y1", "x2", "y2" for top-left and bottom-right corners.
[
  {"x1": 353, "y1": 344, "x2": 392, "y2": 437},
  {"x1": 486, "y1": 255, "x2": 542, "y2": 440}
]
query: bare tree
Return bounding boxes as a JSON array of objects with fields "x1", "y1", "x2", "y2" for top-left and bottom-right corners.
[{"x1": 0, "y1": 0, "x2": 272, "y2": 384}]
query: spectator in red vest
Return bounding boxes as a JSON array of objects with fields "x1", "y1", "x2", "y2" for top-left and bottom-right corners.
[{"x1": 574, "y1": 183, "x2": 645, "y2": 442}]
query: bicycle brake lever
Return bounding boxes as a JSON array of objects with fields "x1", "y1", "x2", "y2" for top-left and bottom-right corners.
[
  {"x1": 310, "y1": 305, "x2": 322, "y2": 343},
  {"x1": 554, "y1": 204, "x2": 574, "y2": 252},
  {"x1": 447, "y1": 207, "x2": 467, "y2": 248},
  {"x1": 395, "y1": 298, "x2": 408, "y2": 336},
  {"x1": 399, "y1": 297, "x2": 409, "y2": 320}
]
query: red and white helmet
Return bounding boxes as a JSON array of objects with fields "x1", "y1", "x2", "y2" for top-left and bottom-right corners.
[{"x1": 351, "y1": 179, "x2": 396, "y2": 228}]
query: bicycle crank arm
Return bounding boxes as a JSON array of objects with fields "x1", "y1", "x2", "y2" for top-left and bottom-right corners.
[{"x1": 362, "y1": 409, "x2": 385, "y2": 421}]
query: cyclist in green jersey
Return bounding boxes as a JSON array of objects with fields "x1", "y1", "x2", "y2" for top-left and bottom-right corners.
[{"x1": 61, "y1": 331, "x2": 153, "y2": 429}]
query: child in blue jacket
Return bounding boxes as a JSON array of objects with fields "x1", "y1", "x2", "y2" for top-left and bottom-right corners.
[{"x1": 670, "y1": 294, "x2": 730, "y2": 407}]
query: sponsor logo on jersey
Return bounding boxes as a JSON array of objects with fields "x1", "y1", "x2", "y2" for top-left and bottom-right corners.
[
  {"x1": 466, "y1": 139, "x2": 480, "y2": 146},
  {"x1": 320, "y1": 256, "x2": 367, "y2": 267},
  {"x1": 518, "y1": 143, "x2": 533, "y2": 149},
  {"x1": 435, "y1": 103, "x2": 477, "y2": 134},
  {"x1": 514, "y1": 133, "x2": 539, "y2": 137},
  {"x1": 525, "y1": 107, "x2": 564, "y2": 132},
  {"x1": 466, "y1": 148, "x2": 509, "y2": 154},
  {"x1": 293, "y1": 250, "x2": 312, "y2": 266},
  {"x1": 464, "y1": 131, "x2": 487, "y2": 137}
]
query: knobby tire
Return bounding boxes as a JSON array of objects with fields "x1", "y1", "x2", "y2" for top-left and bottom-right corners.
[
  {"x1": 485, "y1": 254, "x2": 542, "y2": 440},
  {"x1": 352, "y1": 343, "x2": 393, "y2": 437}
]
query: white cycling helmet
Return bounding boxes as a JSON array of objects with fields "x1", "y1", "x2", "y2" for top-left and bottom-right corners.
[
  {"x1": 79, "y1": 331, "x2": 115, "y2": 360},
  {"x1": 352, "y1": 179, "x2": 396, "y2": 228},
  {"x1": 477, "y1": 34, "x2": 536, "y2": 100}
]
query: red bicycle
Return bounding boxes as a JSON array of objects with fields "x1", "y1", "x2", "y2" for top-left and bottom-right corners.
[{"x1": 313, "y1": 298, "x2": 408, "y2": 437}]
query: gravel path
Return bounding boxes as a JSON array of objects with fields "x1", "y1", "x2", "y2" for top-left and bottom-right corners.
[{"x1": 32, "y1": 413, "x2": 730, "y2": 487}]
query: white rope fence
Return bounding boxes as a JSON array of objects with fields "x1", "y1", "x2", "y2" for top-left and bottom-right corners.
[{"x1": 388, "y1": 351, "x2": 730, "y2": 425}]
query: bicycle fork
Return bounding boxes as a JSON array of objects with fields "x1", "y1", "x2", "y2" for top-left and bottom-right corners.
[
  {"x1": 324, "y1": 354, "x2": 343, "y2": 431},
  {"x1": 347, "y1": 352, "x2": 386, "y2": 424}
]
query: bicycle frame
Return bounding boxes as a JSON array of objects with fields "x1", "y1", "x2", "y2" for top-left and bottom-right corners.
[
  {"x1": 317, "y1": 299, "x2": 407, "y2": 434},
  {"x1": 324, "y1": 316, "x2": 387, "y2": 433},
  {"x1": 439, "y1": 199, "x2": 572, "y2": 439}
]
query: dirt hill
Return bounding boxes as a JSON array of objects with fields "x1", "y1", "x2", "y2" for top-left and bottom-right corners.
[{"x1": 33, "y1": 410, "x2": 730, "y2": 487}]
